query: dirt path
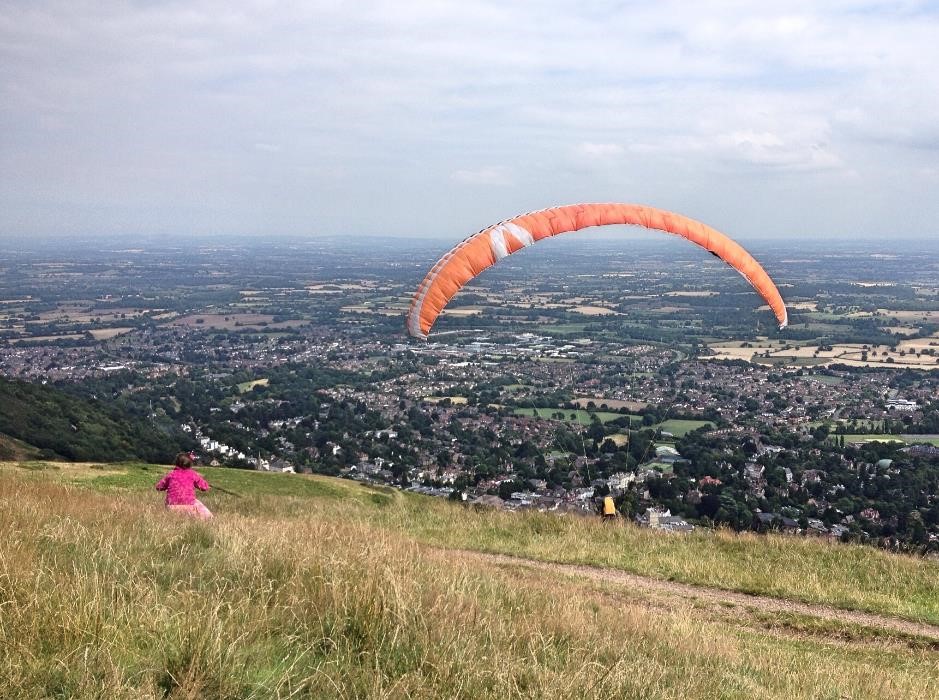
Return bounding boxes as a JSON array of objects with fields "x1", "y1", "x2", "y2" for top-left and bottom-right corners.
[{"x1": 459, "y1": 550, "x2": 939, "y2": 642}]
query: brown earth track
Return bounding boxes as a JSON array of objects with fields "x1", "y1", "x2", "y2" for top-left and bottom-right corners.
[{"x1": 457, "y1": 550, "x2": 939, "y2": 642}]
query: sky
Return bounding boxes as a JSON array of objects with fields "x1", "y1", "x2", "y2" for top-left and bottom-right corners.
[{"x1": 1, "y1": 0, "x2": 938, "y2": 241}]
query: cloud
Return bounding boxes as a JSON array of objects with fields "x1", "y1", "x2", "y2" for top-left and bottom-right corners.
[
  {"x1": 1, "y1": 1, "x2": 938, "y2": 238},
  {"x1": 450, "y1": 166, "x2": 513, "y2": 186},
  {"x1": 716, "y1": 130, "x2": 841, "y2": 171},
  {"x1": 576, "y1": 142, "x2": 624, "y2": 159}
]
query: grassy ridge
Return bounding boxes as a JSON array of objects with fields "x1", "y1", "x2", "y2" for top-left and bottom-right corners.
[
  {"x1": 2, "y1": 464, "x2": 938, "y2": 698},
  {"x1": 32, "y1": 461, "x2": 939, "y2": 624}
]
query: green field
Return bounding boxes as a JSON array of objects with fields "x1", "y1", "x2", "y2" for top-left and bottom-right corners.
[
  {"x1": 512, "y1": 409, "x2": 711, "y2": 436},
  {"x1": 801, "y1": 321, "x2": 851, "y2": 332},
  {"x1": 835, "y1": 434, "x2": 939, "y2": 446},
  {"x1": 513, "y1": 407, "x2": 632, "y2": 424},
  {"x1": 813, "y1": 419, "x2": 885, "y2": 432},
  {"x1": 809, "y1": 375, "x2": 846, "y2": 385},
  {"x1": 235, "y1": 378, "x2": 269, "y2": 393},
  {"x1": 539, "y1": 324, "x2": 590, "y2": 335},
  {"x1": 3, "y1": 462, "x2": 939, "y2": 698},
  {"x1": 753, "y1": 356, "x2": 829, "y2": 367},
  {"x1": 657, "y1": 419, "x2": 713, "y2": 437},
  {"x1": 639, "y1": 461, "x2": 674, "y2": 474},
  {"x1": 804, "y1": 311, "x2": 847, "y2": 321}
]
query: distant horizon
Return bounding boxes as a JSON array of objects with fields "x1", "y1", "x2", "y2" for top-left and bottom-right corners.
[
  {"x1": 4, "y1": 230, "x2": 939, "y2": 267},
  {"x1": 2, "y1": 228, "x2": 936, "y2": 247}
]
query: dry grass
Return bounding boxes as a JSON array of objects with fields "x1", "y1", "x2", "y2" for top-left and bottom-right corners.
[
  {"x1": 236, "y1": 378, "x2": 270, "y2": 394},
  {"x1": 89, "y1": 327, "x2": 134, "y2": 340},
  {"x1": 168, "y1": 314, "x2": 308, "y2": 330},
  {"x1": 570, "y1": 305, "x2": 617, "y2": 316},
  {"x1": 420, "y1": 514, "x2": 939, "y2": 623},
  {"x1": 706, "y1": 341, "x2": 939, "y2": 369},
  {"x1": 573, "y1": 397, "x2": 648, "y2": 411},
  {"x1": 12, "y1": 462, "x2": 939, "y2": 624},
  {"x1": 441, "y1": 308, "x2": 483, "y2": 317},
  {"x1": 423, "y1": 396, "x2": 469, "y2": 404},
  {"x1": 2, "y1": 471, "x2": 939, "y2": 698}
]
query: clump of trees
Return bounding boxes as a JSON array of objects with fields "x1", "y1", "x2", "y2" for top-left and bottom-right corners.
[{"x1": 0, "y1": 377, "x2": 191, "y2": 462}]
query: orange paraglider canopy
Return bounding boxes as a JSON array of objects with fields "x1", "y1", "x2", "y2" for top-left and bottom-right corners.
[{"x1": 406, "y1": 203, "x2": 788, "y2": 339}]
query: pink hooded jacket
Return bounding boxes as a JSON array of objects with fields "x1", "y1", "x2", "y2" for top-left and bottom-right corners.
[{"x1": 155, "y1": 467, "x2": 210, "y2": 506}]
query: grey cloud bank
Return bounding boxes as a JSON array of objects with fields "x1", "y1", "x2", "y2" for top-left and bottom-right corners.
[{"x1": 1, "y1": 0, "x2": 937, "y2": 241}]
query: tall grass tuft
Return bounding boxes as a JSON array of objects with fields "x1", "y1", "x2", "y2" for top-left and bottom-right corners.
[{"x1": 2, "y1": 471, "x2": 937, "y2": 698}]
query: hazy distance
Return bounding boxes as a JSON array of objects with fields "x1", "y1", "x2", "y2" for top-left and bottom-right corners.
[{"x1": 1, "y1": 1, "x2": 937, "y2": 241}]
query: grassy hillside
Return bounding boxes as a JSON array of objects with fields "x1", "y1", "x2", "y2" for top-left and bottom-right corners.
[
  {"x1": 2, "y1": 462, "x2": 938, "y2": 698},
  {"x1": 0, "y1": 432, "x2": 40, "y2": 461},
  {"x1": 0, "y1": 377, "x2": 189, "y2": 463}
]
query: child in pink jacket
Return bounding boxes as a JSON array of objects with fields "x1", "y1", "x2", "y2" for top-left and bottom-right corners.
[{"x1": 156, "y1": 452, "x2": 212, "y2": 519}]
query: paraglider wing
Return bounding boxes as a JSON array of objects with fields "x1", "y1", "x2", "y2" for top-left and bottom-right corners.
[{"x1": 406, "y1": 203, "x2": 788, "y2": 339}]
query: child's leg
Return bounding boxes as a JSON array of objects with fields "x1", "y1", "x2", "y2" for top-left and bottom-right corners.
[{"x1": 193, "y1": 499, "x2": 213, "y2": 519}]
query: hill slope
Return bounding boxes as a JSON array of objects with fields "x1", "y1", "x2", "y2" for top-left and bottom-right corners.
[
  {"x1": 0, "y1": 432, "x2": 40, "y2": 461},
  {"x1": 2, "y1": 462, "x2": 938, "y2": 699},
  {"x1": 0, "y1": 377, "x2": 188, "y2": 462}
]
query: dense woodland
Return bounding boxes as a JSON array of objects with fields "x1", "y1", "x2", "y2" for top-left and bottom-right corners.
[{"x1": 0, "y1": 377, "x2": 189, "y2": 463}]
